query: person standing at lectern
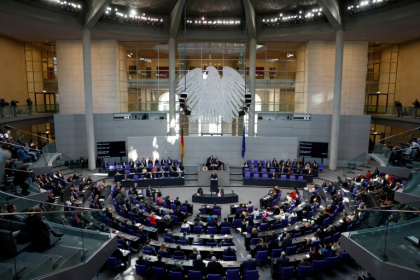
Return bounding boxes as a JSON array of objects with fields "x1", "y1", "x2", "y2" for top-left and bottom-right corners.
[
  {"x1": 210, "y1": 171, "x2": 218, "y2": 180},
  {"x1": 210, "y1": 171, "x2": 218, "y2": 195},
  {"x1": 218, "y1": 186, "x2": 224, "y2": 197}
]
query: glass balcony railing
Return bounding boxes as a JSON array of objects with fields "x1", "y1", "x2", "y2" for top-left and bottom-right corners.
[
  {"x1": 0, "y1": 191, "x2": 111, "y2": 280},
  {"x1": 364, "y1": 105, "x2": 420, "y2": 119},
  {"x1": 0, "y1": 104, "x2": 59, "y2": 119},
  {"x1": 371, "y1": 142, "x2": 420, "y2": 168},
  {"x1": 343, "y1": 153, "x2": 368, "y2": 177},
  {"x1": 348, "y1": 202, "x2": 420, "y2": 272},
  {"x1": 403, "y1": 171, "x2": 420, "y2": 197}
]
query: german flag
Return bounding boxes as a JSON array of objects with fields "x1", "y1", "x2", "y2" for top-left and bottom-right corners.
[{"x1": 180, "y1": 128, "x2": 185, "y2": 161}]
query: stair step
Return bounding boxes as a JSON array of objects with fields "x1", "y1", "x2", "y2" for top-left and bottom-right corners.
[{"x1": 6, "y1": 252, "x2": 54, "y2": 280}]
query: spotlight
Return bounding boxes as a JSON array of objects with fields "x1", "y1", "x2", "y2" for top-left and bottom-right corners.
[
  {"x1": 238, "y1": 110, "x2": 246, "y2": 117},
  {"x1": 180, "y1": 93, "x2": 188, "y2": 99}
]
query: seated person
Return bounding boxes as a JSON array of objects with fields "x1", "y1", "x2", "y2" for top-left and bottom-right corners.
[
  {"x1": 240, "y1": 254, "x2": 257, "y2": 274},
  {"x1": 202, "y1": 164, "x2": 208, "y2": 171},
  {"x1": 223, "y1": 246, "x2": 236, "y2": 257},
  {"x1": 172, "y1": 245, "x2": 185, "y2": 258}
]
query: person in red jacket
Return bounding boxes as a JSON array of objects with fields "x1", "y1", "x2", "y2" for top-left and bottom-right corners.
[{"x1": 148, "y1": 212, "x2": 157, "y2": 226}]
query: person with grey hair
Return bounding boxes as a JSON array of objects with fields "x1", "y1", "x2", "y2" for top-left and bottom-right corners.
[
  {"x1": 273, "y1": 251, "x2": 290, "y2": 279},
  {"x1": 170, "y1": 261, "x2": 184, "y2": 276},
  {"x1": 240, "y1": 254, "x2": 257, "y2": 274},
  {"x1": 193, "y1": 254, "x2": 206, "y2": 274},
  {"x1": 207, "y1": 256, "x2": 224, "y2": 276}
]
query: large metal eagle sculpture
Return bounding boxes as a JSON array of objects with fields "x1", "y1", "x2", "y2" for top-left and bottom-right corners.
[{"x1": 177, "y1": 66, "x2": 247, "y2": 123}]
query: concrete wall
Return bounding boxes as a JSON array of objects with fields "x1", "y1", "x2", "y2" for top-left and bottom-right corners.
[
  {"x1": 54, "y1": 113, "x2": 370, "y2": 166},
  {"x1": 396, "y1": 38, "x2": 420, "y2": 107},
  {"x1": 56, "y1": 40, "x2": 119, "y2": 114},
  {"x1": 127, "y1": 136, "x2": 298, "y2": 166},
  {"x1": 54, "y1": 113, "x2": 167, "y2": 159},
  {"x1": 0, "y1": 35, "x2": 27, "y2": 103},
  {"x1": 305, "y1": 41, "x2": 368, "y2": 115},
  {"x1": 258, "y1": 114, "x2": 371, "y2": 165}
]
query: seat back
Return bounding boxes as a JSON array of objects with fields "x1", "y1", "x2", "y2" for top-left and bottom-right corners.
[
  {"x1": 223, "y1": 255, "x2": 236, "y2": 261},
  {"x1": 271, "y1": 249, "x2": 282, "y2": 258},
  {"x1": 220, "y1": 227, "x2": 231, "y2": 235},
  {"x1": 244, "y1": 172, "x2": 251, "y2": 178},
  {"x1": 290, "y1": 216, "x2": 298, "y2": 225},
  {"x1": 298, "y1": 265, "x2": 311, "y2": 277},
  {"x1": 325, "y1": 256, "x2": 339, "y2": 269},
  {"x1": 226, "y1": 269, "x2": 240, "y2": 280},
  {"x1": 180, "y1": 206, "x2": 188, "y2": 213},
  {"x1": 194, "y1": 226, "x2": 203, "y2": 234},
  {"x1": 286, "y1": 246, "x2": 297, "y2": 256},
  {"x1": 245, "y1": 270, "x2": 259, "y2": 280},
  {"x1": 207, "y1": 226, "x2": 217, "y2": 234},
  {"x1": 152, "y1": 267, "x2": 166, "y2": 278},
  {"x1": 311, "y1": 260, "x2": 325, "y2": 273},
  {"x1": 157, "y1": 250, "x2": 169, "y2": 258},
  {"x1": 250, "y1": 238, "x2": 260, "y2": 245},
  {"x1": 180, "y1": 227, "x2": 190, "y2": 233},
  {"x1": 256, "y1": 250, "x2": 268, "y2": 262},
  {"x1": 106, "y1": 257, "x2": 119, "y2": 269},
  {"x1": 164, "y1": 236, "x2": 173, "y2": 243},
  {"x1": 259, "y1": 223, "x2": 268, "y2": 232},
  {"x1": 213, "y1": 208, "x2": 221, "y2": 217},
  {"x1": 169, "y1": 271, "x2": 182, "y2": 280},
  {"x1": 233, "y1": 219, "x2": 242, "y2": 228},
  {"x1": 208, "y1": 274, "x2": 221, "y2": 280},
  {"x1": 282, "y1": 267, "x2": 294, "y2": 279},
  {"x1": 135, "y1": 264, "x2": 147, "y2": 277},
  {"x1": 188, "y1": 270, "x2": 202, "y2": 280}
]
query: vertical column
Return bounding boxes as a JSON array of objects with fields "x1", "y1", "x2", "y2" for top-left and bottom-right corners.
[
  {"x1": 82, "y1": 29, "x2": 96, "y2": 170},
  {"x1": 329, "y1": 30, "x2": 344, "y2": 170},
  {"x1": 168, "y1": 37, "x2": 176, "y2": 136},
  {"x1": 248, "y1": 38, "x2": 256, "y2": 137}
]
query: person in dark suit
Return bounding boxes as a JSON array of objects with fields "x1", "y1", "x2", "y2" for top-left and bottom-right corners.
[
  {"x1": 172, "y1": 245, "x2": 185, "y2": 258},
  {"x1": 219, "y1": 218, "x2": 230, "y2": 233},
  {"x1": 151, "y1": 255, "x2": 166, "y2": 269},
  {"x1": 207, "y1": 218, "x2": 217, "y2": 228},
  {"x1": 273, "y1": 251, "x2": 290, "y2": 279},
  {"x1": 193, "y1": 255, "x2": 206, "y2": 274},
  {"x1": 223, "y1": 246, "x2": 236, "y2": 257},
  {"x1": 117, "y1": 235, "x2": 132, "y2": 251},
  {"x1": 207, "y1": 249, "x2": 217, "y2": 260},
  {"x1": 240, "y1": 254, "x2": 257, "y2": 274},
  {"x1": 207, "y1": 256, "x2": 224, "y2": 276},
  {"x1": 142, "y1": 240, "x2": 156, "y2": 254},
  {"x1": 282, "y1": 233, "x2": 292, "y2": 250},
  {"x1": 136, "y1": 253, "x2": 149, "y2": 266},
  {"x1": 146, "y1": 185, "x2": 154, "y2": 200}
]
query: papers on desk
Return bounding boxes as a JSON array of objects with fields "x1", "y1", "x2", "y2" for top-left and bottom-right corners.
[{"x1": 120, "y1": 249, "x2": 131, "y2": 256}]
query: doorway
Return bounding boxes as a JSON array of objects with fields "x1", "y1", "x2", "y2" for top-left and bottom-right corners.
[
  {"x1": 35, "y1": 92, "x2": 57, "y2": 113},
  {"x1": 366, "y1": 93, "x2": 388, "y2": 114}
]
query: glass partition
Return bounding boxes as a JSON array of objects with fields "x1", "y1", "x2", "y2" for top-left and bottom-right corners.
[
  {"x1": 371, "y1": 142, "x2": 393, "y2": 165},
  {"x1": 0, "y1": 191, "x2": 111, "y2": 280},
  {"x1": 348, "y1": 202, "x2": 420, "y2": 272},
  {"x1": 403, "y1": 171, "x2": 420, "y2": 197},
  {"x1": 0, "y1": 104, "x2": 59, "y2": 119},
  {"x1": 343, "y1": 153, "x2": 367, "y2": 177}
]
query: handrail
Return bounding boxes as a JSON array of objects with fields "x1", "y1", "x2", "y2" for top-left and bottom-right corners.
[
  {"x1": 357, "y1": 208, "x2": 420, "y2": 213},
  {"x1": 0, "y1": 209, "x2": 104, "y2": 216}
]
